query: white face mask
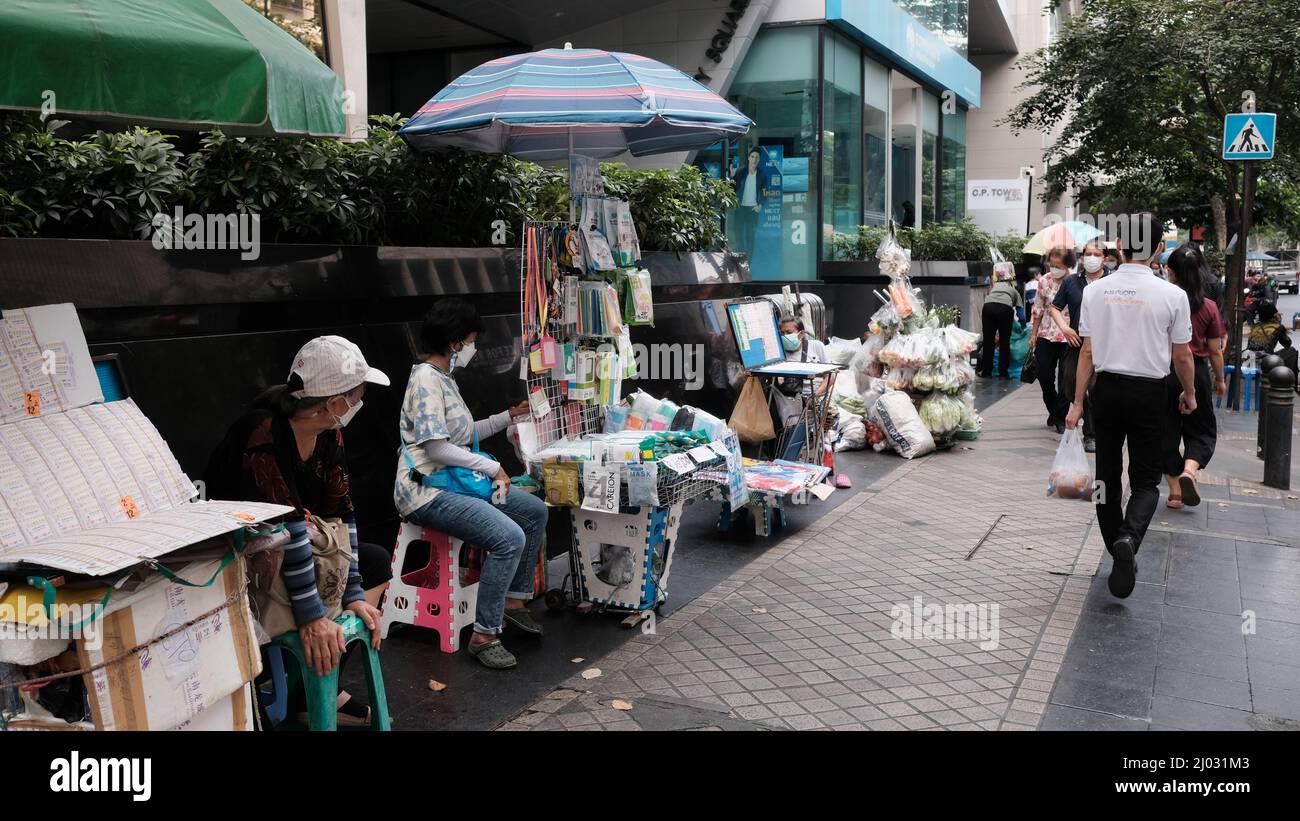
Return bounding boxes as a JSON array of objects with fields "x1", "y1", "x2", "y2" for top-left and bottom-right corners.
[
  {"x1": 452, "y1": 340, "x2": 476, "y2": 369},
  {"x1": 1049, "y1": 266, "x2": 1068, "y2": 279},
  {"x1": 332, "y1": 396, "x2": 362, "y2": 429},
  {"x1": 1082, "y1": 256, "x2": 1103, "y2": 273}
]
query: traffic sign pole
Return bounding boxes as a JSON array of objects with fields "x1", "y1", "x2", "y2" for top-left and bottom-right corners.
[{"x1": 1227, "y1": 159, "x2": 1255, "y2": 411}]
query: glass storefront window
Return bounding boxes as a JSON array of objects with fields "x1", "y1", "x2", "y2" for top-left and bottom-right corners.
[
  {"x1": 940, "y1": 107, "x2": 966, "y2": 222},
  {"x1": 822, "y1": 31, "x2": 862, "y2": 261},
  {"x1": 921, "y1": 91, "x2": 938, "y2": 226},
  {"x1": 894, "y1": 0, "x2": 969, "y2": 58},
  {"x1": 863, "y1": 58, "x2": 889, "y2": 228},
  {"x1": 727, "y1": 26, "x2": 819, "y2": 281}
]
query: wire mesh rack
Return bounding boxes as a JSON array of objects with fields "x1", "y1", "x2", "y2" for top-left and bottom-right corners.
[{"x1": 520, "y1": 218, "x2": 610, "y2": 454}]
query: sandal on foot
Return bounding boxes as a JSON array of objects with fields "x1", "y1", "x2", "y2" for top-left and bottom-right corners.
[
  {"x1": 1178, "y1": 473, "x2": 1201, "y2": 507},
  {"x1": 1166, "y1": 495, "x2": 1183, "y2": 509},
  {"x1": 503, "y1": 607, "x2": 544, "y2": 636},
  {"x1": 295, "y1": 700, "x2": 370, "y2": 728},
  {"x1": 468, "y1": 639, "x2": 517, "y2": 669}
]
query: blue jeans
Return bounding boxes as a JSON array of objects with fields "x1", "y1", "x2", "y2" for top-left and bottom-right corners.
[{"x1": 406, "y1": 489, "x2": 548, "y2": 635}]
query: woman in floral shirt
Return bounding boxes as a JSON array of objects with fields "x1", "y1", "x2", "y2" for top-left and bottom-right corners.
[
  {"x1": 394, "y1": 298, "x2": 544, "y2": 671},
  {"x1": 1031, "y1": 246, "x2": 1076, "y2": 433}
]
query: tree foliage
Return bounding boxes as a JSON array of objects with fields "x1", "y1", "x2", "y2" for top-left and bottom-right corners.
[
  {"x1": 0, "y1": 113, "x2": 734, "y2": 252},
  {"x1": 1002, "y1": 0, "x2": 1300, "y2": 245}
]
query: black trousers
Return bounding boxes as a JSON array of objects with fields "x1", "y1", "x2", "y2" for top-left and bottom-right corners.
[
  {"x1": 1092, "y1": 372, "x2": 1167, "y2": 553},
  {"x1": 1163, "y1": 357, "x2": 1216, "y2": 475},
  {"x1": 1035, "y1": 339, "x2": 1070, "y2": 424},
  {"x1": 732, "y1": 205, "x2": 759, "y2": 253},
  {"x1": 1059, "y1": 343, "x2": 1094, "y2": 438},
  {"x1": 979, "y1": 302, "x2": 1014, "y2": 376}
]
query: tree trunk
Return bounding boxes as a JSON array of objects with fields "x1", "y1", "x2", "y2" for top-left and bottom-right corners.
[{"x1": 1210, "y1": 193, "x2": 1227, "y2": 249}]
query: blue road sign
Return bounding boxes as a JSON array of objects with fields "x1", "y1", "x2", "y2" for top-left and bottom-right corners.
[{"x1": 1223, "y1": 112, "x2": 1276, "y2": 160}]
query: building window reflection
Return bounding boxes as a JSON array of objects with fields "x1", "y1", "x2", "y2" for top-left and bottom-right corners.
[{"x1": 726, "y1": 26, "x2": 819, "y2": 281}]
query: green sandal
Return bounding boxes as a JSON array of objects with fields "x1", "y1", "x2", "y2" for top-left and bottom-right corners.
[
  {"x1": 468, "y1": 639, "x2": 517, "y2": 670},
  {"x1": 503, "y1": 607, "x2": 544, "y2": 636}
]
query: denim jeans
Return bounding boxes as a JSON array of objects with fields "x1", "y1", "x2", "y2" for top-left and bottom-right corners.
[{"x1": 406, "y1": 489, "x2": 548, "y2": 635}]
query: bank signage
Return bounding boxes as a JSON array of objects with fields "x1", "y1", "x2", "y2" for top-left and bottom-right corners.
[
  {"x1": 966, "y1": 179, "x2": 1028, "y2": 211},
  {"x1": 825, "y1": 0, "x2": 981, "y2": 109}
]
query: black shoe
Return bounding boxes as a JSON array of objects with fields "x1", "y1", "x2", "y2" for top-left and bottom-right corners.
[
  {"x1": 1054, "y1": 423, "x2": 1065, "y2": 434},
  {"x1": 998, "y1": 372, "x2": 1011, "y2": 379},
  {"x1": 1108, "y1": 537, "x2": 1137, "y2": 598},
  {"x1": 1084, "y1": 437, "x2": 1096, "y2": 453},
  {"x1": 1046, "y1": 417, "x2": 1055, "y2": 428}
]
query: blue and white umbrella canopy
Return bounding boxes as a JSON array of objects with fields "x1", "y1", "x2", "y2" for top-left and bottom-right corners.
[{"x1": 398, "y1": 47, "x2": 752, "y2": 161}]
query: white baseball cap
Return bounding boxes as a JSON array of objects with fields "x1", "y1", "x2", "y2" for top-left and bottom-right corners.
[{"x1": 289, "y1": 336, "x2": 390, "y2": 398}]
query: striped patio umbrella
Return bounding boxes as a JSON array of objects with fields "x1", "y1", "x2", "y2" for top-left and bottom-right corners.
[
  {"x1": 398, "y1": 46, "x2": 752, "y2": 162},
  {"x1": 1023, "y1": 220, "x2": 1104, "y2": 256}
]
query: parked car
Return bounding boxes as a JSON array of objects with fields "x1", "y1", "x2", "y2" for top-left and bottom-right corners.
[{"x1": 1275, "y1": 268, "x2": 1299, "y2": 295}]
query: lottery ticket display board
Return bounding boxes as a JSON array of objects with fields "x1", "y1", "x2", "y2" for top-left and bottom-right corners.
[
  {"x1": 0, "y1": 303, "x2": 291, "y2": 575},
  {"x1": 725, "y1": 300, "x2": 784, "y2": 370}
]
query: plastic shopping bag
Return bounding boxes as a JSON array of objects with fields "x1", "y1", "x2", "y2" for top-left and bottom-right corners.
[
  {"x1": 1047, "y1": 428, "x2": 1095, "y2": 501},
  {"x1": 729, "y1": 376, "x2": 776, "y2": 443}
]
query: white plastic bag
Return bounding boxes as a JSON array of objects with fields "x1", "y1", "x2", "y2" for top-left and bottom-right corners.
[
  {"x1": 872, "y1": 390, "x2": 935, "y2": 459},
  {"x1": 826, "y1": 336, "x2": 863, "y2": 366},
  {"x1": 831, "y1": 409, "x2": 867, "y2": 452},
  {"x1": 1047, "y1": 428, "x2": 1095, "y2": 500}
]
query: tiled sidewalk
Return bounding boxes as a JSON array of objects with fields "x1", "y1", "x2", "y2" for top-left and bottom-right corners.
[
  {"x1": 500, "y1": 386, "x2": 1107, "y2": 730},
  {"x1": 1042, "y1": 408, "x2": 1300, "y2": 731}
]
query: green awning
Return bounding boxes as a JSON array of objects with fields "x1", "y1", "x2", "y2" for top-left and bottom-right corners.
[{"x1": 0, "y1": 0, "x2": 345, "y2": 137}]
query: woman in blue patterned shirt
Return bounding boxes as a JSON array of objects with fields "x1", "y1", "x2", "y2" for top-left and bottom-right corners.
[{"x1": 394, "y1": 299, "x2": 546, "y2": 670}]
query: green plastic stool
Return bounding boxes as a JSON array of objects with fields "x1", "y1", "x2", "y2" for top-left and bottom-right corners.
[{"x1": 272, "y1": 612, "x2": 391, "y2": 731}]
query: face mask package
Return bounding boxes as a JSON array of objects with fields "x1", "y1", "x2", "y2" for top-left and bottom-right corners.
[
  {"x1": 542, "y1": 461, "x2": 582, "y2": 506},
  {"x1": 626, "y1": 462, "x2": 660, "y2": 507},
  {"x1": 616, "y1": 201, "x2": 642, "y2": 266},
  {"x1": 581, "y1": 460, "x2": 621, "y2": 513},
  {"x1": 623, "y1": 269, "x2": 654, "y2": 326}
]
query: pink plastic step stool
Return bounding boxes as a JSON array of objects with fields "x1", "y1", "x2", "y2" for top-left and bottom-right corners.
[{"x1": 379, "y1": 522, "x2": 478, "y2": 653}]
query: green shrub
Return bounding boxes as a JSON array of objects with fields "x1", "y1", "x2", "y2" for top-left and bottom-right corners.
[
  {"x1": 0, "y1": 113, "x2": 734, "y2": 252},
  {"x1": 831, "y1": 220, "x2": 1028, "y2": 265}
]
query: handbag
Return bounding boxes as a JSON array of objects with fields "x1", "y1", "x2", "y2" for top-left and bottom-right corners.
[
  {"x1": 730, "y1": 375, "x2": 776, "y2": 443},
  {"x1": 402, "y1": 429, "x2": 494, "y2": 501},
  {"x1": 1020, "y1": 348, "x2": 1039, "y2": 384},
  {"x1": 248, "y1": 513, "x2": 355, "y2": 639}
]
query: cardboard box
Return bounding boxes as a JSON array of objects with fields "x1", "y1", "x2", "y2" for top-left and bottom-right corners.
[
  {"x1": 173, "y1": 685, "x2": 255, "y2": 731},
  {"x1": 77, "y1": 556, "x2": 261, "y2": 731}
]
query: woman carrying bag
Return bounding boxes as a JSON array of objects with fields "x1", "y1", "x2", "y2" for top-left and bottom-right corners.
[{"x1": 393, "y1": 298, "x2": 547, "y2": 670}]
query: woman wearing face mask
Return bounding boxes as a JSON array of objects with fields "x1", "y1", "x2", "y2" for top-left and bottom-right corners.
[
  {"x1": 1103, "y1": 248, "x2": 1121, "y2": 272},
  {"x1": 1030, "y1": 246, "x2": 1076, "y2": 433},
  {"x1": 1046, "y1": 241, "x2": 1108, "y2": 450},
  {"x1": 204, "y1": 335, "x2": 392, "y2": 726},
  {"x1": 394, "y1": 298, "x2": 544, "y2": 670}
]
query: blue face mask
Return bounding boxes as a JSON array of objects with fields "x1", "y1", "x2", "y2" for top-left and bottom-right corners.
[{"x1": 781, "y1": 334, "x2": 801, "y2": 352}]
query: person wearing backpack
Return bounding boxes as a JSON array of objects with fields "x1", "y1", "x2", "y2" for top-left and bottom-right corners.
[
  {"x1": 393, "y1": 298, "x2": 545, "y2": 671},
  {"x1": 204, "y1": 335, "x2": 392, "y2": 726}
]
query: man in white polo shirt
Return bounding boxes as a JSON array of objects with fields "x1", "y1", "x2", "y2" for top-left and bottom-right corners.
[{"x1": 1066, "y1": 213, "x2": 1195, "y2": 598}]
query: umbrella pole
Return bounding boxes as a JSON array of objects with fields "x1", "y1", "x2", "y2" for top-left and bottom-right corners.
[{"x1": 568, "y1": 128, "x2": 575, "y2": 224}]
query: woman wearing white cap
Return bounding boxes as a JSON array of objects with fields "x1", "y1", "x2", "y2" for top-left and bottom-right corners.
[
  {"x1": 394, "y1": 298, "x2": 546, "y2": 670},
  {"x1": 205, "y1": 335, "x2": 392, "y2": 725}
]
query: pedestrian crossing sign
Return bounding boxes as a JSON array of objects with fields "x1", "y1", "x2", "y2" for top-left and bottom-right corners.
[{"x1": 1223, "y1": 112, "x2": 1276, "y2": 160}]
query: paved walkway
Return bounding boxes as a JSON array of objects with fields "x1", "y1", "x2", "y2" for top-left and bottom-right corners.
[
  {"x1": 499, "y1": 384, "x2": 1300, "y2": 731},
  {"x1": 501, "y1": 385, "x2": 1105, "y2": 730},
  {"x1": 1042, "y1": 406, "x2": 1300, "y2": 730}
]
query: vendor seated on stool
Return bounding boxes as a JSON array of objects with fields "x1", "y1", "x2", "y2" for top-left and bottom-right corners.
[
  {"x1": 204, "y1": 335, "x2": 393, "y2": 727},
  {"x1": 772, "y1": 316, "x2": 830, "y2": 427},
  {"x1": 393, "y1": 298, "x2": 548, "y2": 671}
]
